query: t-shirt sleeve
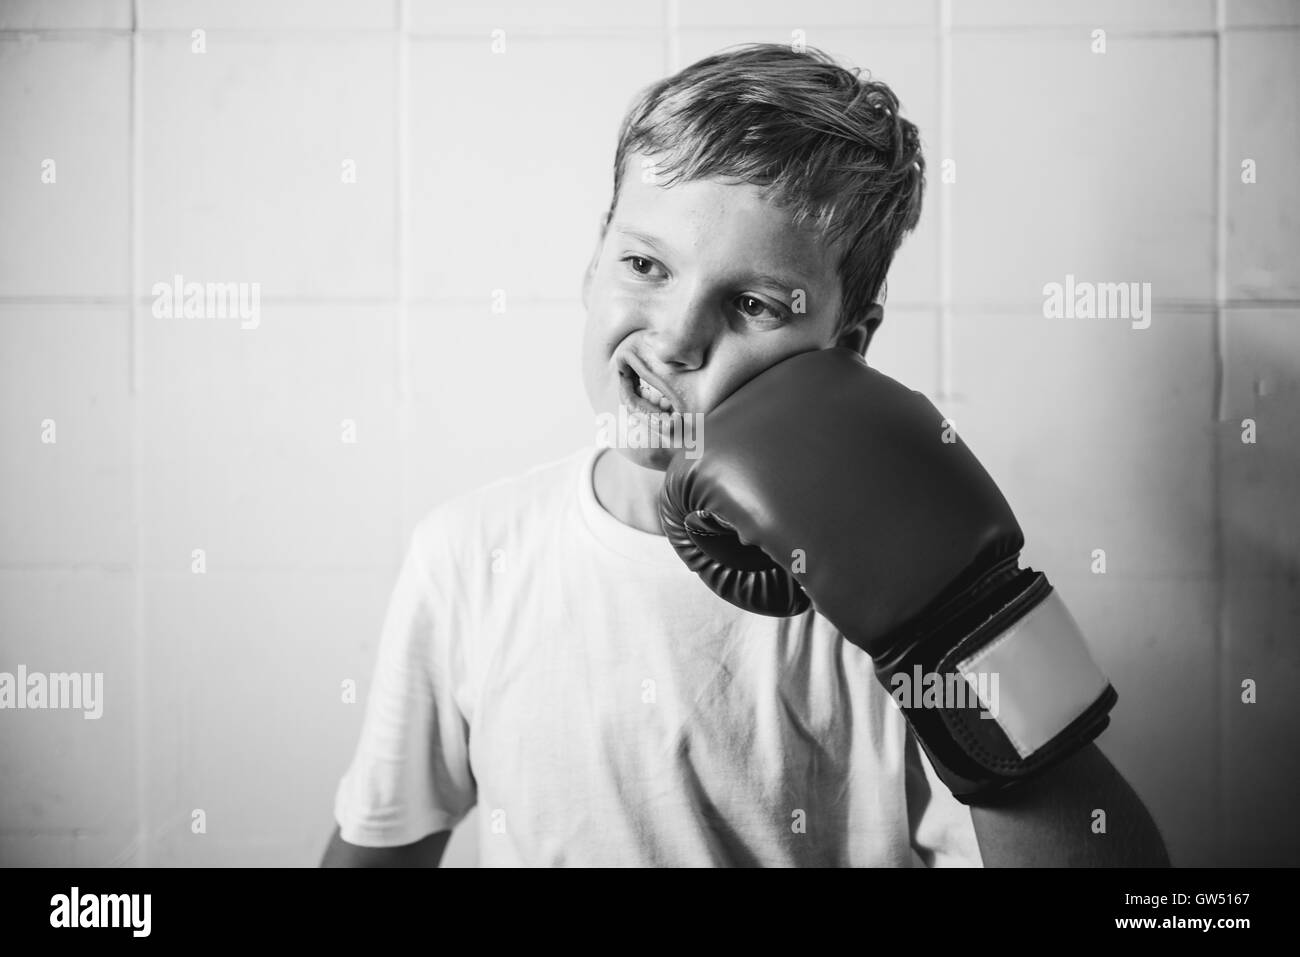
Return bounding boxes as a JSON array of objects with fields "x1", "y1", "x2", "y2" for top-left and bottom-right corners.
[
  {"x1": 905, "y1": 727, "x2": 984, "y2": 868},
  {"x1": 332, "y1": 525, "x2": 476, "y2": 847}
]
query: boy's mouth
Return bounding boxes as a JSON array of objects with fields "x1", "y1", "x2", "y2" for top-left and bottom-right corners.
[{"x1": 617, "y1": 359, "x2": 679, "y2": 415}]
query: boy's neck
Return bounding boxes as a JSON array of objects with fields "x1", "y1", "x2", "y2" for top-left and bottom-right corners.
[{"x1": 592, "y1": 448, "x2": 667, "y2": 536}]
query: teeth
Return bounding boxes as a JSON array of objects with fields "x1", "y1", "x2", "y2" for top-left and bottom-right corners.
[
  {"x1": 637, "y1": 376, "x2": 664, "y2": 401},
  {"x1": 637, "y1": 376, "x2": 673, "y2": 412}
]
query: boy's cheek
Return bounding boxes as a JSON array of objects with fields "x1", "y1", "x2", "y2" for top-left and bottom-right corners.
[
  {"x1": 580, "y1": 308, "x2": 621, "y2": 367},
  {"x1": 589, "y1": 297, "x2": 643, "y2": 342},
  {"x1": 580, "y1": 301, "x2": 645, "y2": 374},
  {"x1": 579, "y1": 324, "x2": 623, "y2": 412}
]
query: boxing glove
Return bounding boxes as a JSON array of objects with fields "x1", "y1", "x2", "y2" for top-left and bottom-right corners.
[{"x1": 658, "y1": 347, "x2": 1117, "y2": 805}]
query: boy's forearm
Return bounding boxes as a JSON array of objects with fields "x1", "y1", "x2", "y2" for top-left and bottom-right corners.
[{"x1": 968, "y1": 743, "x2": 1170, "y2": 867}]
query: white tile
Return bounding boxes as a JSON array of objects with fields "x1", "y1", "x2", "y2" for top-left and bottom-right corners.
[
  {"x1": 950, "y1": 35, "x2": 1215, "y2": 306},
  {"x1": 677, "y1": 30, "x2": 939, "y2": 306},
  {"x1": 951, "y1": 0, "x2": 1215, "y2": 29},
  {"x1": 864, "y1": 307, "x2": 938, "y2": 396},
  {"x1": 0, "y1": 306, "x2": 132, "y2": 566},
  {"x1": 0, "y1": 37, "x2": 131, "y2": 297},
  {"x1": 139, "y1": 0, "x2": 396, "y2": 30},
  {"x1": 948, "y1": 309, "x2": 1215, "y2": 578},
  {"x1": 0, "y1": 0, "x2": 132, "y2": 30},
  {"x1": 138, "y1": 304, "x2": 400, "y2": 571},
  {"x1": 0, "y1": 570, "x2": 136, "y2": 837},
  {"x1": 409, "y1": 0, "x2": 663, "y2": 32},
  {"x1": 1224, "y1": 0, "x2": 1300, "y2": 27},
  {"x1": 139, "y1": 35, "x2": 397, "y2": 299},
  {"x1": 407, "y1": 35, "x2": 665, "y2": 300},
  {"x1": 147, "y1": 837, "x2": 319, "y2": 866},
  {"x1": 141, "y1": 569, "x2": 398, "y2": 850},
  {"x1": 678, "y1": 0, "x2": 934, "y2": 27},
  {"x1": 0, "y1": 832, "x2": 75, "y2": 866},
  {"x1": 405, "y1": 300, "x2": 593, "y2": 524},
  {"x1": 1225, "y1": 32, "x2": 1300, "y2": 300},
  {"x1": 0, "y1": 830, "x2": 141, "y2": 866},
  {"x1": 1220, "y1": 310, "x2": 1300, "y2": 581},
  {"x1": 1222, "y1": 578, "x2": 1300, "y2": 865}
]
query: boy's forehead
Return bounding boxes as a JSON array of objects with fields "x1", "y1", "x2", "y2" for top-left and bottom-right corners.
[{"x1": 615, "y1": 155, "x2": 837, "y2": 282}]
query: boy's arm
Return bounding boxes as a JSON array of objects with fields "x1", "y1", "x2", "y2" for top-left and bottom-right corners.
[
  {"x1": 968, "y1": 743, "x2": 1170, "y2": 867},
  {"x1": 320, "y1": 826, "x2": 451, "y2": 868},
  {"x1": 325, "y1": 519, "x2": 475, "y2": 867}
]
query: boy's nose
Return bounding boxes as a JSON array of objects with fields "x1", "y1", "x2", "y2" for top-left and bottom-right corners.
[{"x1": 645, "y1": 300, "x2": 714, "y2": 371}]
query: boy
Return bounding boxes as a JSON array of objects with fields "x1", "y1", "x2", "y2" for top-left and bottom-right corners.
[{"x1": 322, "y1": 43, "x2": 1168, "y2": 867}]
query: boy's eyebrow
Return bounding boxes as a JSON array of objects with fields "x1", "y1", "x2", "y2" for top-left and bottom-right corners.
[
  {"x1": 747, "y1": 271, "x2": 813, "y2": 296},
  {"x1": 613, "y1": 222, "x2": 815, "y2": 295},
  {"x1": 612, "y1": 223, "x2": 668, "y2": 251}
]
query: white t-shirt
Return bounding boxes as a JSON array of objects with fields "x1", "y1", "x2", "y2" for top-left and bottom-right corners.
[{"x1": 333, "y1": 446, "x2": 983, "y2": 867}]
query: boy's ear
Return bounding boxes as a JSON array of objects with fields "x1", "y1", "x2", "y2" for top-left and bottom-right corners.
[{"x1": 835, "y1": 302, "x2": 884, "y2": 355}]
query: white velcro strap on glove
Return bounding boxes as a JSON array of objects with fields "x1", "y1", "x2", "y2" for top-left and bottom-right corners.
[{"x1": 956, "y1": 589, "x2": 1111, "y2": 760}]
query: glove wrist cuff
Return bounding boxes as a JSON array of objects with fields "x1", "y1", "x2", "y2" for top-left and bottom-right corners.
[{"x1": 873, "y1": 567, "x2": 1118, "y2": 805}]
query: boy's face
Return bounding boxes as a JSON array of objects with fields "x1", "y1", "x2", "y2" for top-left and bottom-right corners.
[{"x1": 582, "y1": 152, "x2": 865, "y2": 471}]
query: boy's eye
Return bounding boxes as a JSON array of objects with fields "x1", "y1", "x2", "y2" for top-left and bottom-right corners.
[
  {"x1": 622, "y1": 255, "x2": 662, "y2": 277},
  {"x1": 736, "y1": 295, "x2": 788, "y2": 324}
]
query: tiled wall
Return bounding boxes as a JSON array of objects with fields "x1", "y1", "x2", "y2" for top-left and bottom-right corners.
[{"x1": 1, "y1": 0, "x2": 1296, "y2": 867}]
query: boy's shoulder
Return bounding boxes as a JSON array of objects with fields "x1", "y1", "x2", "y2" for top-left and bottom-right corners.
[{"x1": 409, "y1": 446, "x2": 593, "y2": 559}]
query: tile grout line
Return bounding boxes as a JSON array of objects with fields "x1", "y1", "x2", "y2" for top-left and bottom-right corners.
[
  {"x1": 937, "y1": 0, "x2": 952, "y2": 400},
  {"x1": 1211, "y1": 0, "x2": 1228, "y2": 867},
  {"x1": 4, "y1": 23, "x2": 1295, "y2": 42},
  {"x1": 665, "y1": 0, "x2": 679, "y2": 73},
  {"x1": 16, "y1": 24, "x2": 1300, "y2": 39},
  {"x1": 397, "y1": 0, "x2": 412, "y2": 547},
  {"x1": 396, "y1": 0, "x2": 411, "y2": 404},
  {"x1": 128, "y1": 0, "x2": 149, "y2": 869}
]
